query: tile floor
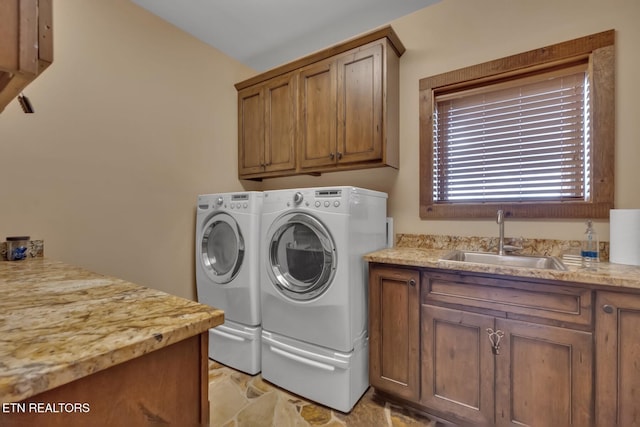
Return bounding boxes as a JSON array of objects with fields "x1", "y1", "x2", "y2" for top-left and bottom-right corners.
[{"x1": 208, "y1": 361, "x2": 438, "y2": 427}]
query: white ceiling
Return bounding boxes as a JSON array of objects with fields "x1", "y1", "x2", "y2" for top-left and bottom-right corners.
[{"x1": 130, "y1": 0, "x2": 441, "y2": 72}]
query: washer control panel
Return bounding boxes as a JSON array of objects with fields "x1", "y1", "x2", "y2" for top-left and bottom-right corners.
[
  {"x1": 197, "y1": 193, "x2": 258, "y2": 212},
  {"x1": 229, "y1": 194, "x2": 250, "y2": 210}
]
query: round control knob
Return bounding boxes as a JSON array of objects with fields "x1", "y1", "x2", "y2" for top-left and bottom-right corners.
[
  {"x1": 293, "y1": 192, "x2": 304, "y2": 205},
  {"x1": 216, "y1": 197, "x2": 224, "y2": 206}
]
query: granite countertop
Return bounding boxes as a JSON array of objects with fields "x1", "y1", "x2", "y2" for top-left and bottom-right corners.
[
  {"x1": 364, "y1": 246, "x2": 640, "y2": 291},
  {"x1": 0, "y1": 258, "x2": 224, "y2": 403}
]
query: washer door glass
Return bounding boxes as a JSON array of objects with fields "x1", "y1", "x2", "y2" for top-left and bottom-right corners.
[
  {"x1": 201, "y1": 213, "x2": 244, "y2": 284},
  {"x1": 267, "y1": 213, "x2": 336, "y2": 300}
]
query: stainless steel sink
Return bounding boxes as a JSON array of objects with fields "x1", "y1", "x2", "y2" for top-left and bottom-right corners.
[{"x1": 440, "y1": 250, "x2": 567, "y2": 271}]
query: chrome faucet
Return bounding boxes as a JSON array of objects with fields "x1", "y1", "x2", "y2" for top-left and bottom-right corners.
[
  {"x1": 497, "y1": 210, "x2": 506, "y2": 256},
  {"x1": 496, "y1": 210, "x2": 523, "y2": 255}
]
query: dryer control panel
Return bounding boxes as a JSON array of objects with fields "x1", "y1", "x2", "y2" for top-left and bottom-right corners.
[
  {"x1": 282, "y1": 188, "x2": 349, "y2": 213},
  {"x1": 313, "y1": 190, "x2": 343, "y2": 209}
]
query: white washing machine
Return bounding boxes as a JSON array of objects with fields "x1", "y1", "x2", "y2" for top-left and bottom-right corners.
[
  {"x1": 259, "y1": 186, "x2": 387, "y2": 412},
  {"x1": 196, "y1": 191, "x2": 262, "y2": 374}
]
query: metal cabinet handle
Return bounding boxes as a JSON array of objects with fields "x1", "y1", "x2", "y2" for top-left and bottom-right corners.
[
  {"x1": 408, "y1": 279, "x2": 416, "y2": 287},
  {"x1": 602, "y1": 304, "x2": 614, "y2": 314},
  {"x1": 487, "y1": 328, "x2": 505, "y2": 355},
  {"x1": 337, "y1": 152, "x2": 343, "y2": 160},
  {"x1": 329, "y1": 152, "x2": 335, "y2": 159}
]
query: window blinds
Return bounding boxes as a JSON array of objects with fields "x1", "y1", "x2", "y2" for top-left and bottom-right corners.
[{"x1": 432, "y1": 65, "x2": 590, "y2": 203}]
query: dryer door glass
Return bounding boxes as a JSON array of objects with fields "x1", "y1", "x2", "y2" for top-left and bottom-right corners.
[
  {"x1": 268, "y1": 213, "x2": 336, "y2": 300},
  {"x1": 201, "y1": 214, "x2": 244, "y2": 284}
]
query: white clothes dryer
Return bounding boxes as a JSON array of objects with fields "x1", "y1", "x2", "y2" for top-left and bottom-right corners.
[
  {"x1": 260, "y1": 186, "x2": 387, "y2": 352},
  {"x1": 196, "y1": 191, "x2": 262, "y2": 374},
  {"x1": 259, "y1": 186, "x2": 387, "y2": 411}
]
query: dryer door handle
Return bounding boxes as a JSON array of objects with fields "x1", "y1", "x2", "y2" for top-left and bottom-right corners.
[{"x1": 270, "y1": 346, "x2": 335, "y2": 372}]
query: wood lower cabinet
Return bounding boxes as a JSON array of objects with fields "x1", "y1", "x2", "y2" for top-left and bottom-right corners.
[
  {"x1": 596, "y1": 291, "x2": 640, "y2": 426},
  {"x1": 369, "y1": 263, "x2": 600, "y2": 426},
  {"x1": 422, "y1": 306, "x2": 592, "y2": 426},
  {"x1": 494, "y1": 318, "x2": 592, "y2": 426},
  {"x1": 422, "y1": 305, "x2": 495, "y2": 425},
  {"x1": 368, "y1": 265, "x2": 420, "y2": 401},
  {"x1": 3, "y1": 333, "x2": 209, "y2": 427}
]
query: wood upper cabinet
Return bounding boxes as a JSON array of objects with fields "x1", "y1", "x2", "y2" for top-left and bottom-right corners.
[
  {"x1": 368, "y1": 265, "x2": 420, "y2": 401},
  {"x1": 596, "y1": 291, "x2": 640, "y2": 426},
  {"x1": 0, "y1": 0, "x2": 53, "y2": 113},
  {"x1": 299, "y1": 42, "x2": 392, "y2": 171},
  {"x1": 237, "y1": 72, "x2": 297, "y2": 178},
  {"x1": 235, "y1": 26, "x2": 403, "y2": 180}
]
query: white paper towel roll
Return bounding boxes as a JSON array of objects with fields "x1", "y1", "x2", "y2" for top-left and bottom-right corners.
[{"x1": 610, "y1": 209, "x2": 640, "y2": 266}]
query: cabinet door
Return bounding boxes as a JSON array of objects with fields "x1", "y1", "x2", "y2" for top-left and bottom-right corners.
[
  {"x1": 421, "y1": 305, "x2": 495, "y2": 426},
  {"x1": 237, "y1": 85, "x2": 265, "y2": 176},
  {"x1": 495, "y1": 318, "x2": 593, "y2": 427},
  {"x1": 0, "y1": 0, "x2": 53, "y2": 113},
  {"x1": 369, "y1": 265, "x2": 420, "y2": 401},
  {"x1": 336, "y1": 43, "x2": 383, "y2": 165},
  {"x1": 596, "y1": 292, "x2": 640, "y2": 426},
  {"x1": 264, "y1": 73, "x2": 296, "y2": 173},
  {"x1": 298, "y1": 58, "x2": 337, "y2": 169}
]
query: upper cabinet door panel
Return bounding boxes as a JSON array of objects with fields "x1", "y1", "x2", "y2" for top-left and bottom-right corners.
[
  {"x1": 298, "y1": 60, "x2": 337, "y2": 169},
  {"x1": 337, "y1": 43, "x2": 383, "y2": 164},
  {"x1": 265, "y1": 73, "x2": 297, "y2": 173},
  {"x1": 237, "y1": 86, "x2": 265, "y2": 176}
]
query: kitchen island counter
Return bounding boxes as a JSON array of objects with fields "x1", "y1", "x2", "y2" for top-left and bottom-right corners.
[{"x1": 0, "y1": 258, "x2": 223, "y2": 426}]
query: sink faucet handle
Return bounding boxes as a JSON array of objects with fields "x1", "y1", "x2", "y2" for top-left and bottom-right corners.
[
  {"x1": 497, "y1": 209, "x2": 504, "y2": 224},
  {"x1": 502, "y1": 244, "x2": 523, "y2": 253}
]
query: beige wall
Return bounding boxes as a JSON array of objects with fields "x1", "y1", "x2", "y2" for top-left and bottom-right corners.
[
  {"x1": 1, "y1": 0, "x2": 638, "y2": 300},
  {"x1": 0, "y1": 0, "x2": 254, "y2": 299}
]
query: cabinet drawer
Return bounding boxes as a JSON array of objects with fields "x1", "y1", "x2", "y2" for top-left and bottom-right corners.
[{"x1": 422, "y1": 271, "x2": 593, "y2": 327}]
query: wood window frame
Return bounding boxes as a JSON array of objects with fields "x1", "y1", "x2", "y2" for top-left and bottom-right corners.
[{"x1": 419, "y1": 30, "x2": 615, "y2": 219}]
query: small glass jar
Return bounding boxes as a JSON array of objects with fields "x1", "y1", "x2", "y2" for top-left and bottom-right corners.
[{"x1": 6, "y1": 236, "x2": 30, "y2": 261}]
